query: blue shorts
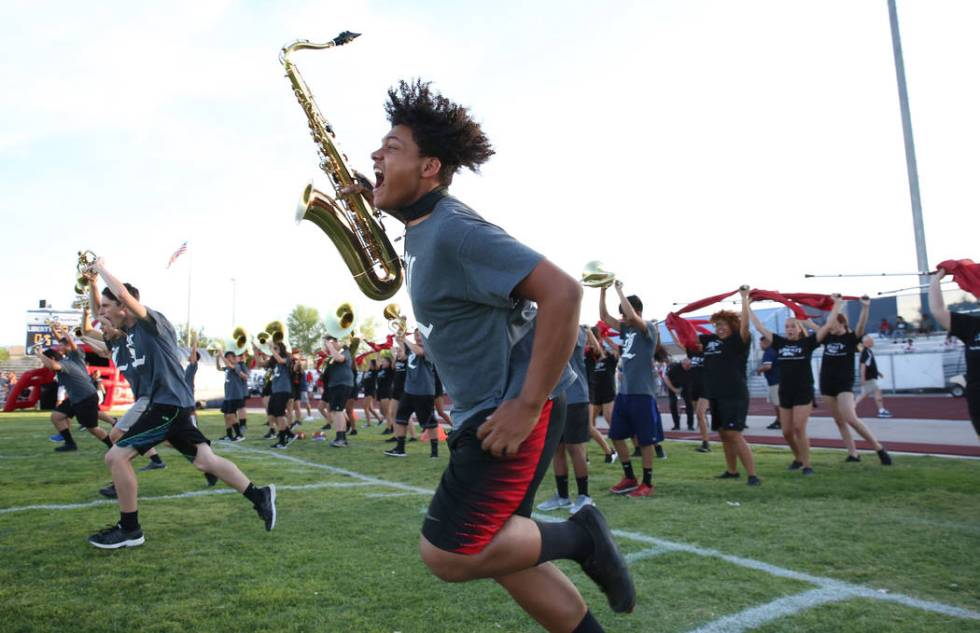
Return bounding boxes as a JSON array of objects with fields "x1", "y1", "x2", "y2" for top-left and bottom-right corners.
[{"x1": 609, "y1": 393, "x2": 664, "y2": 446}]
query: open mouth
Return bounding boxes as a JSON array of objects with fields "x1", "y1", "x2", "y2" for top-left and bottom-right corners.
[{"x1": 373, "y1": 168, "x2": 384, "y2": 192}]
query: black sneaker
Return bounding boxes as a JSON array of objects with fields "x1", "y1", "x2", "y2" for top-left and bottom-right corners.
[
  {"x1": 603, "y1": 453, "x2": 617, "y2": 464},
  {"x1": 654, "y1": 445, "x2": 667, "y2": 460},
  {"x1": 349, "y1": 428, "x2": 359, "y2": 436},
  {"x1": 845, "y1": 455, "x2": 861, "y2": 463},
  {"x1": 320, "y1": 423, "x2": 332, "y2": 431},
  {"x1": 802, "y1": 467, "x2": 815, "y2": 476},
  {"x1": 204, "y1": 473, "x2": 218, "y2": 487},
  {"x1": 715, "y1": 471, "x2": 740, "y2": 479},
  {"x1": 98, "y1": 483, "x2": 117, "y2": 499},
  {"x1": 271, "y1": 442, "x2": 288, "y2": 449},
  {"x1": 381, "y1": 428, "x2": 393, "y2": 435},
  {"x1": 138, "y1": 461, "x2": 167, "y2": 472},
  {"x1": 240, "y1": 422, "x2": 248, "y2": 432},
  {"x1": 253, "y1": 484, "x2": 277, "y2": 531},
  {"x1": 429, "y1": 453, "x2": 439, "y2": 459},
  {"x1": 233, "y1": 435, "x2": 245, "y2": 442},
  {"x1": 877, "y1": 449, "x2": 893, "y2": 466},
  {"x1": 55, "y1": 444, "x2": 78, "y2": 452},
  {"x1": 569, "y1": 505, "x2": 635, "y2": 613},
  {"x1": 384, "y1": 448, "x2": 406, "y2": 457},
  {"x1": 766, "y1": 420, "x2": 781, "y2": 430},
  {"x1": 262, "y1": 430, "x2": 276, "y2": 439},
  {"x1": 696, "y1": 441, "x2": 711, "y2": 453},
  {"x1": 788, "y1": 460, "x2": 803, "y2": 471},
  {"x1": 671, "y1": 425, "x2": 680, "y2": 431},
  {"x1": 384, "y1": 436, "x2": 398, "y2": 443},
  {"x1": 329, "y1": 439, "x2": 349, "y2": 448},
  {"x1": 687, "y1": 426, "x2": 695, "y2": 431},
  {"x1": 88, "y1": 523, "x2": 145, "y2": 549},
  {"x1": 747, "y1": 475, "x2": 762, "y2": 486}
]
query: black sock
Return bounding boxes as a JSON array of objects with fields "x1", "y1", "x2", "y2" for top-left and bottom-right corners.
[
  {"x1": 120, "y1": 511, "x2": 139, "y2": 531},
  {"x1": 576, "y1": 476, "x2": 589, "y2": 497},
  {"x1": 556, "y1": 475, "x2": 569, "y2": 499},
  {"x1": 242, "y1": 482, "x2": 263, "y2": 506},
  {"x1": 150, "y1": 454, "x2": 163, "y2": 465},
  {"x1": 430, "y1": 439, "x2": 438, "y2": 456},
  {"x1": 227, "y1": 428, "x2": 235, "y2": 440},
  {"x1": 61, "y1": 428, "x2": 75, "y2": 445},
  {"x1": 278, "y1": 430, "x2": 288, "y2": 444},
  {"x1": 643, "y1": 468, "x2": 653, "y2": 486},
  {"x1": 239, "y1": 418, "x2": 247, "y2": 429},
  {"x1": 572, "y1": 610, "x2": 605, "y2": 633},
  {"x1": 621, "y1": 461, "x2": 635, "y2": 480},
  {"x1": 101, "y1": 436, "x2": 112, "y2": 448},
  {"x1": 536, "y1": 519, "x2": 593, "y2": 565},
  {"x1": 396, "y1": 437, "x2": 406, "y2": 451},
  {"x1": 233, "y1": 423, "x2": 241, "y2": 436}
]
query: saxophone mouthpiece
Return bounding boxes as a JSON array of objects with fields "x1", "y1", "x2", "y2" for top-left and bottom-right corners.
[{"x1": 335, "y1": 31, "x2": 361, "y2": 46}]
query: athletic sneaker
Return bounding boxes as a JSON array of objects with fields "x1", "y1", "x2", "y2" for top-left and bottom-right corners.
[
  {"x1": 747, "y1": 475, "x2": 762, "y2": 486},
  {"x1": 48, "y1": 433, "x2": 64, "y2": 442},
  {"x1": 536, "y1": 494, "x2": 572, "y2": 512},
  {"x1": 568, "y1": 504, "x2": 636, "y2": 613},
  {"x1": 88, "y1": 524, "x2": 145, "y2": 549},
  {"x1": 626, "y1": 483, "x2": 654, "y2": 498},
  {"x1": 787, "y1": 460, "x2": 803, "y2": 471},
  {"x1": 802, "y1": 467, "x2": 815, "y2": 476},
  {"x1": 55, "y1": 444, "x2": 78, "y2": 452},
  {"x1": 383, "y1": 448, "x2": 406, "y2": 457},
  {"x1": 253, "y1": 484, "x2": 277, "y2": 531},
  {"x1": 271, "y1": 441, "x2": 288, "y2": 449},
  {"x1": 320, "y1": 423, "x2": 332, "y2": 431},
  {"x1": 262, "y1": 430, "x2": 276, "y2": 439},
  {"x1": 877, "y1": 409, "x2": 893, "y2": 418},
  {"x1": 687, "y1": 425, "x2": 695, "y2": 431},
  {"x1": 715, "y1": 471, "x2": 740, "y2": 479},
  {"x1": 329, "y1": 439, "x2": 349, "y2": 448},
  {"x1": 877, "y1": 449, "x2": 893, "y2": 466},
  {"x1": 349, "y1": 428, "x2": 358, "y2": 436},
  {"x1": 384, "y1": 436, "x2": 398, "y2": 443},
  {"x1": 654, "y1": 445, "x2": 667, "y2": 460},
  {"x1": 218, "y1": 435, "x2": 232, "y2": 442},
  {"x1": 204, "y1": 473, "x2": 218, "y2": 487},
  {"x1": 766, "y1": 420, "x2": 781, "y2": 430},
  {"x1": 233, "y1": 435, "x2": 245, "y2": 442},
  {"x1": 696, "y1": 442, "x2": 711, "y2": 453},
  {"x1": 609, "y1": 477, "x2": 638, "y2": 495},
  {"x1": 138, "y1": 461, "x2": 167, "y2": 472},
  {"x1": 569, "y1": 495, "x2": 595, "y2": 514},
  {"x1": 845, "y1": 455, "x2": 861, "y2": 463},
  {"x1": 98, "y1": 483, "x2": 117, "y2": 498},
  {"x1": 603, "y1": 453, "x2": 618, "y2": 464},
  {"x1": 381, "y1": 428, "x2": 393, "y2": 435},
  {"x1": 670, "y1": 425, "x2": 680, "y2": 431}
]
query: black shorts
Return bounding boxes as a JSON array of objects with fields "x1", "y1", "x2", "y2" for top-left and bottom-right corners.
[
  {"x1": 377, "y1": 382, "x2": 393, "y2": 400},
  {"x1": 363, "y1": 384, "x2": 377, "y2": 398},
  {"x1": 589, "y1": 382, "x2": 615, "y2": 406},
  {"x1": 116, "y1": 404, "x2": 209, "y2": 458},
  {"x1": 967, "y1": 390, "x2": 980, "y2": 436},
  {"x1": 221, "y1": 398, "x2": 245, "y2": 414},
  {"x1": 779, "y1": 387, "x2": 814, "y2": 409},
  {"x1": 422, "y1": 395, "x2": 565, "y2": 555},
  {"x1": 267, "y1": 392, "x2": 291, "y2": 417},
  {"x1": 690, "y1": 377, "x2": 705, "y2": 402},
  {"x1": 326, "y1": 385, "x2": 350, "y2": 412},
  {"x1": 709, "y1": 396, "x2": 748, "y2": 431},
  {"x1": 434, "y1": 375, "x2": 445, "y2": 398},
  {"x1": 392, "y1": 379, "x2": 406, "y2": 401},
  {"x1": 819, "y1": 378, "x2": 854, "y2": 398},
  {"x1": 561, "y1": 402, "x2": 590, "y2": 444},
  {"x1": 261, "y1": 382, "x2": 272, "y2": 397},
  {"x1": 55, "y1": 394, "x2": 100, "y2": 429},
  {"x1": 291, "y1": 384, "x2": 303, "y2": 400},
  {"x1": 396, "y1": 394, "x2": 436, "y2": 429}
]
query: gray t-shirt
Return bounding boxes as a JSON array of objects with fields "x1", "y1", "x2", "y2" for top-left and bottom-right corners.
[
  {"x1": 564, "y1": 327, "x2": 589, "y2": 405},
  {"x1": 184, "y1": 361, "x2": 198, "y2": 392},
  {"x1": 123, "y1": 307, "x2": 195, "y2": 408},
  {"x1": 270, "y1": 360, "x2": 292, "y2": 394},
  {"x1": 405, "y1": 349, "x2": 435, "y2": 396},
  {"x1": 224, "y1": 365, "x2": 245, "y2": 400},
  {"x1": 326, "y1": 346, "x2": 355, "y2": 387},
  {"x1": 58, "y1": 349, "x2": 97, "y2": 402},
  {"x1": 618, "y1": 320, "x2": 659, "y2": 396},
  {"x1": 238, "y1": 361, "x2": 250, "y2": 394},
  {"x1": 108, "y1": 335, "x2": 145, "y2": 398},
  {"x1": 405, "y1": 195, "x2": 574, "y2": 429}
]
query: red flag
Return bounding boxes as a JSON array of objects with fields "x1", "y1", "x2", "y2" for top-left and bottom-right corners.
[
  {"x1": 938, "y1": 259, "x2": 980, "y2": 296},
  {"x1": 166, "y1": 241, "x2": 188, "y2": 268}
]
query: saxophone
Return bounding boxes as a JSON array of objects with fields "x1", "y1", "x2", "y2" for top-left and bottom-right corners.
[{"x1": 281, "y1": 31, "x2": 403, "y2": 301}]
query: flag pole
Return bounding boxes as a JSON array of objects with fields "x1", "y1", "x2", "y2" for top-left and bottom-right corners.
[{"x1": 185, "y1": 242, "x2": 192, "y2": 346}]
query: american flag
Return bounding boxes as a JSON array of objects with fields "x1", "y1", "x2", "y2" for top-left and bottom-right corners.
[{"x1": 166, "y1": 241, "x2": 188, "y2": 268}]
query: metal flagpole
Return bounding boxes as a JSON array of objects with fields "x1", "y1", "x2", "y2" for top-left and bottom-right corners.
[
  {"x1": 887, "y1": 0, "x2": 930, "y2": 306},
  {"x1": 185, "y1": 242, "x2": 192, "y2": 346}
]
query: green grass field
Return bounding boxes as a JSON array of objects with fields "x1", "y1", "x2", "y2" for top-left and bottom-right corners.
[{"x1": 1, "y1": 410, "x2": 978, "y2": 633}]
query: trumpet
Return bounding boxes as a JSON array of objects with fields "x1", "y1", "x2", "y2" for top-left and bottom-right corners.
[
  {"x1": 74, "y1": 250, "x2": 97, "y2": 295},
  {"x1": 324, "y1": 303, "x2": 356, "y2": 340},
  {"x1": 581, "y1": 261, "x2": 616, "y2": 289},
  {"x1": 384, "y1": 303, "x2": 408, "y2": 336}
]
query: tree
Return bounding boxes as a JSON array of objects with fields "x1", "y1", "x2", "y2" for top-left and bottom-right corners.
[
  {"x1": 288, "y1": 305, "x2": 325, "y2": 355},
  {"x1": 357, "y1": 316, "x2": 381, "y2": 345},
  {"x1": 176, "y1": 324, "x2": 212, "y2": 349},
  {"x1": 0, "y1": 347, "x2": 9, "y2": 361}
]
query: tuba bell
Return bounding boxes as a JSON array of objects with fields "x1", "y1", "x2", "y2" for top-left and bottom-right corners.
[
  {"x1": 581, "y1": 261, "x2": 616, "y2": 289},
  {"x1": 231, "y1": 326, "x2": 249, "y2": 354},
  {"x1": 254, "y1": 331, "x2": 274, "y2": 356},
  {"x1": 282, "y1": 32, "x2": 403, "y2": 301},
  {"x1": 264, "y1": 321, "x2": 288, "y2": 350},
  {"x1": 324, "y1": 302, "x2": 356, "y2": 340}
]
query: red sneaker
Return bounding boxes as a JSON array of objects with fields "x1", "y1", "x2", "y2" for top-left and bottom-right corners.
[
  {"x1": 609, "y1": 477, "x2": 638, "y2": 495},
  {"x1": 627, "y1": 483, "x2": 654, "y2": 498}
]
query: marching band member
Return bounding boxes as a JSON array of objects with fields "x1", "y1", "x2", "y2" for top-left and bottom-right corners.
[{"x1": 384, "y1": 329, "x2": 438, "y2": 458}]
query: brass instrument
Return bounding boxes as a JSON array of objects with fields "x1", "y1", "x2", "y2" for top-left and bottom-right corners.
[
  {"x1": 264, "y1": 321, "x2": 289, "y2": 351},
  {"x1": 281, "y1": 32, "x2": 403, "y2": 301},
  {"x1": 254, "y1": 331, "x2": 274, "y2": 356},
  {"x1": 581, "y1": 261, "x2": 616, "y2": 289},
  {"x1": 206, "y1": 340, "x2": 225, "y2": 356},
  {"x1": 384, "y1": 303, "x2": 408, "y2": 336},
  {"x1": 324, "y1": 303, "x2": 356, "y2": 340},
  {"x1": 74, "y1": 250, "x2": 97, "y2": 294},
  {"x1": 231, "y1": 326, "x2": 249, "y2": 354}
]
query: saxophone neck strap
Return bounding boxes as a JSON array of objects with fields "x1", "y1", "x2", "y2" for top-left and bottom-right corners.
[{"x1": 396, "y1": 186, "x2": 450, "y2": 223}]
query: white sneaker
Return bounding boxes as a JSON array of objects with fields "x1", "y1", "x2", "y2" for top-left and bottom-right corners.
[
  {"x1": 569, "y1": 495, "x2": 595, "y2": 515},
  {"x1": 536, "y1": 494, "x2": 572, "y2": 512},
  {"x1": 877, "y1": 409, "x2": 893, "y2": 418}
]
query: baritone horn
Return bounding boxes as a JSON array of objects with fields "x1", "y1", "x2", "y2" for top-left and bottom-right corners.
[
  {"x1": 75, "y1": 250, "x2": 97, "y2": 294},
  {"x1": 581, "y1": 261, "x2": 616, "y2": 288},
  {"x1": 324, "y1": 303, "x2": 356, "y2": 339},
  {"x1": 264, "y1": 321, "x2": 288, "y2": 348},
  {"x1": 384, "y1": 303, "x2": 407, "y2": 336},
  {"x1": 231, "y1": 326, "x2": 249, "y2": 354},
  {"x1": 254, "y1": 331, "x2": 274, "y2": 355},
  {"x1": 282, "y1": 32, "x2": 403, "y2": 301}
]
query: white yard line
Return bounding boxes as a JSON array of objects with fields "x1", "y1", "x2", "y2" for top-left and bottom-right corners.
[{"x1": 685, "y1": 588, "x2": 851, "y2": 633}]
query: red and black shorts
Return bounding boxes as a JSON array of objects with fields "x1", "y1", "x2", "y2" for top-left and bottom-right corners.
[
  {"x1": 396, "y1": 394, "x2": 436, "y2": 430},
  {"x1": 55, "y1": 394, "x2": 100, "y2": 429},
  {"x1": 422, "y1": 394, "x2": 566, "y2": 556},
  {"x1": 116, "y1": 404, "x2": 209, "y2": 458}
]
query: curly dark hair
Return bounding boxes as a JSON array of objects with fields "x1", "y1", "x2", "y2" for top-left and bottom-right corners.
[{"x1": 385, "y1": 79, "x2": 494, "y2": 185}]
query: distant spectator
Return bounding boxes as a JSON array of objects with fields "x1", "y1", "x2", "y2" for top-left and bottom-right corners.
[
  {"x1": 878, "y1": 318, "x2": 892, "y2": 338},
  {"x1": 894, "y1": 316, "x2": 910, "y2": 338},
  {"x1": 855, "y1": 336, "x2": 893, "y2": 418},
  {"x1": 917, "y1": 312, "x2": 934, "y2": 335},
  {"x1": 757, "y1": 337, "x2": 781, "y2": 429}
]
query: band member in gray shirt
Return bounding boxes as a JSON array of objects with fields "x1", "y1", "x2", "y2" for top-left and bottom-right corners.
[
  {"x1": 323, "y1": 336, "x2": 355, "y2": 447},
  {"x1": 385, "y1": 329, "x2": 438, "y2": 458},
  {"x1": 86, "y1": 258, "x2": 276, "y2": 550},
  {"x1": 352, "y1": 80, "x2": 633, "y2": 632}
]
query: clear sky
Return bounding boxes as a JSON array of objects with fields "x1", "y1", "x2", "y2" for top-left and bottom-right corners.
[{"x1": 1, "y1": 0, "x2": 977, "y2": 347}]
